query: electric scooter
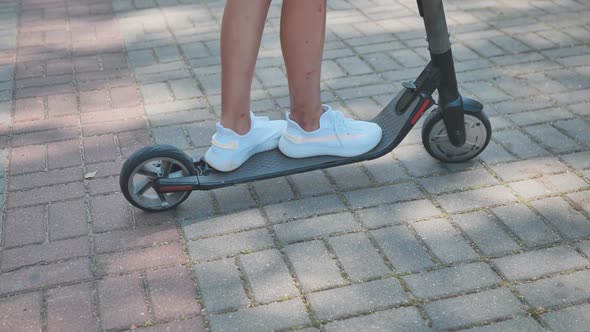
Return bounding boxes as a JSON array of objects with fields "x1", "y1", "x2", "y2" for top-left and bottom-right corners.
[{"x1": 119, "y1": 0, "x2": 492, "y2": 212}]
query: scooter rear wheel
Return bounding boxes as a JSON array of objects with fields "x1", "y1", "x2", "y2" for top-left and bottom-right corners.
[
  {"x1": 120, "y1": 145, "x2": 196, "y2": 212},
  {"x1": 421, "y1": 108, "x2": 491, "y2": 163}
]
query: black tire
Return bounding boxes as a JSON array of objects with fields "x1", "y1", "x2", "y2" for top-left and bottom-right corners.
[
  {"x1": 421, "y1": 107, "x2": 492, "y2": 163},
  {"x1": 120, "y1": 144, "x2": 196, "y2": 212}
]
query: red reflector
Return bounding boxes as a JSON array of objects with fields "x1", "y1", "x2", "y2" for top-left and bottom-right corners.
[
  {"x1": 411, "y1": 99, "x2": 432, "y2": 125},
  {"x1": 159, "y1": 185, "x2": 193, "y2": 192}
]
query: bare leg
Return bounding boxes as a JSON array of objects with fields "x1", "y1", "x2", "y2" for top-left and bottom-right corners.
[
  {"x1": 280, "y1": 0, "x2": 327, "y2": 132},
  {"x1": 220, "y1": 0, "x2": 272, "y2": 135}
]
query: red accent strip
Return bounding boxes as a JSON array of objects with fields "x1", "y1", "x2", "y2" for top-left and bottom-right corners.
[
  {"x1": 158, "y1": 185, "x2": 194, "y2": 192},
  {"x1": 411, "y1": 99, "x2": 432, "y2": 125}
]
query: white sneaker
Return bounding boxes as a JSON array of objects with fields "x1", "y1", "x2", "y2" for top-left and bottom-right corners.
[
  {"x1": 279, "y1": 105, "x2": 382, "y2": 158},
  {"x1": 205, "y1": 112, "x2": 287, "y2": 172}
]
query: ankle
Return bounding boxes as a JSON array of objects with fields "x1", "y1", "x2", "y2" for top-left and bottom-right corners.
[
  {"x1": 290, "y1": 106, "x2": 325, "y2": 132},
  {"x1": 221, "y1": 119, "x2": 251, "y2": 135},
  {"x1": 220, "y1": 113, "x2": 251, "y2": 135}
]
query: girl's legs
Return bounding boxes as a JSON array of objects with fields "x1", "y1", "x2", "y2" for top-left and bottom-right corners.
[
  {"x1": 277, "y1": 0, "x2": 382, "y2": 159},
  {"x1": 205, "y1": 0, "x2": 286, "y2": 172},
  {"x1": 280, "y1": 0, "x2": 327, "y2": 132},
  {"x1": 220, "y1": 0, "x2": 272, "y2": 135}
]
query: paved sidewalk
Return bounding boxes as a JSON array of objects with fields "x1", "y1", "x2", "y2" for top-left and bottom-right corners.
[{"x1": 1, "y1": 0, "x2": 590, "y2": 331}]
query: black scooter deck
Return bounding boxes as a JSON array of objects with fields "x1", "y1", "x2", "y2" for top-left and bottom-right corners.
[{"x1": 158, "y1": 88, "x2": 433, "y2": 191}]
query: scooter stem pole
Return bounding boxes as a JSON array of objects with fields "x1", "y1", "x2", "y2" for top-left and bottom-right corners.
[{"x1": 418, "y1": 0, "x2": 466, "y2": 147}]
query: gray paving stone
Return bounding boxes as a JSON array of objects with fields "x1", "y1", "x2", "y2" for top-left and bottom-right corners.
[
  {"x1": 509, "y1": 172, "x2": 588, "y2": 199},
  {"x1": 144, "y1": 99, "x2": 208, "y2": 116},
  {"x1": 169, "y1": 78, "x2": 202, "y2": 99},
  {"x1": 322, "y1": 306, "x2": 430, "y2": 332},
  {"x1": 344, "y1": 97, "x2": 383, "y2": 121},
  {"x1": 561, "y1": 151, "x2": 590, "y2": 170},
  {"x1": 464, "y1": 81, "x2": 510, "y2": 102},
  {"x1": 493, "y1": 77, "x2": 537, "y2": 99},
  {"x1": 193, "y1": 259, "x2": 249, "y2": 313},
  {"x1": 490, "y1": 115, "x2": 514, "y2": 131},
  {"x1": 492, "y1": 204, "x2": 560, "y2": 246},
  {"x1": 0, "y1": 65, "x2": 13, "y2": 83},
  {"x1": 307, "y1": 278, "x2": 407, "y2": 320},
  {"x1": 479, "y1": 141, "x2": 518, "y2": 164},
  {"x1": 197, "y1": 73, "x2": 222, "y2": 95},
  {"x1": 256, "y1": 67, "x2": 286, "y2": 88},
  {"x1": 251, "y1": 177, "x2": 294, "y2": 205},
  {"x1": 328, "y1": 232, "x2": 391, "y2": 282},
  {"x1": 394, "y1": 144, "x2": 447, "y2": 177},
  {"x1": 289, "y1": 171, "x2": 334, "y2": 197},
  {"x1": 336, "y1": 56, "x2": 373, "y2": 75},
  {"x1": 324, "y1": 73, "x2": 382, "y2": 90},
  {"x1": 492, "y1": 246, "x2": 588, "y2": 281},
  {"x1": 321, "y1": 60, "x2": 346, "y2": 81},
  {"x1": 542, "y1": 303, "x2": 590, "y2": 332},
  {"x1": 424, "y1": 288, "x2": 524, "y2": 330},
  {"x1": 453, "y1": 211, "x2": 521, "y2": 255},
  {"x1": 390, "y1": 49, "x2": 427, "y2": 68},
  {"x1": 0, "y1": 100, "x2": 10, "y2": 123},
  {"x1": 493, "y1": 129, "x2": 549, "y2": 159},
  {"x1": 151, "y1": 126, "x2": 189, "y2": 149},
  {"x1": 128, "y1": 49, "x2": 156, "y2": 67},
  {"x1": 437, "y1": 185, "x2": 518, "y2": 213},
  {"x1": 180, "y1": 42, "x2": 209, "y2": 59},
  {"x1": 185, "y1": 121, "x2": 217, "y2": 148},
  {"x1": 181, "y1": 208, "x2": 266, "y2": 240},
  {"x1": 187, "y1": 229, "x2": 274, "y2": 262},
  {"x1": 336, "y1": 83, "x2": 394, "y2": 100},
  {"x1": 175, "y1": 190, "x2": 216, "y2": 220},
  {"x1": 139, "y1": 82, "x2": 173, "y2": 104},
  {"x1": 568, "y1": 190, "x2": 590, "y2": 215},
  {"x1": 517, "y1": 71, "x2": 565, "y2": 95},
  {"x1": 154, "y1": 45, "x2": 182, "y2": 63},
  {"x1": 403, "y1": 263, "x2": 501, "y2": 299},
  {"x1": 491, "y1": 96, "x2": 555, "y2": 115},
  {"x1": 569, "y1": 102, "x2": 590, "y2": 117},
  {"x1": 399, "y1": 128, "x2": 422, "y2": 146},
  {"x1": 554, "y1": 119, "x2": 590, "y2": 146},
  {"x1": 358, "y1": 199, "x2": 441, "y2": 228},
  {"x1": 212, "y1": 184, "x2": 257, "y2": 214},
  {"x1": 284, "y1": 240, "x2": 345, "y2": 292},
  {"x1": 326, "y1": 164, "x2": 372, "y2": 190},
  {"x1": 362, "y1": 157, "x2": 410, "y2": 184},
  {"x1": 264, "y1": 195, "x2": 346, "y2": 224},
  {"x1": 551, "y1": 89, "x2": 590, "y2": 105},
  {"x1": 545, "y1": 69, "x2": 590, "y2": 91},
  {"x1": 362, "y1": 52, "x2": 401, "y2": 72},
  {"x1": 208, "y1": 299, "x2": 309, "y2": 332},
  {"x1": 532, "y1": 197, "x2": 590, "y2": 239},
  {"x1": 524, "y1": 124, "x2": 581, "y2": 153},
  {"x1": 490, "y1": 158, "x2": 568, "y2": 182},
  {"x1": 577, "y1": 240, "x2": 590, "y2": 257},
  {"x1": 413, "y1": 218, "x2": 479, "y2": 263},
  {"x1": 273, "y1": 212, "x2": 361, "y2": 244},
  {"x1": 370, "y1": 226, "x2": 435, "y2": 273},
  {"x1": 508, "y1": 107, "x2": 573, "y2": 126},
  {"x1": 418, "y1": 168, "x2": 499, "y2": 194},
  {"x1": 463, "y1": 317, "x2": 544, "y2": 332},
  {"x1": 344, "y1": 182, "x2": 423, "y2": 209},
  {"x1": 238, "y1": 249, "x2": 299, "y2": 304},
  {"x1": 517, "y1": 270, "x2": 590, "y2": 308}
]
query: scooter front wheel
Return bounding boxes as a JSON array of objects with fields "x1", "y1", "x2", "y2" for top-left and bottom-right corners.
[
  {"x1": 120, "y1": 145, "x2": 196, "y2": 212},
  {"x1": 421, "y1": 108, "x2": 492, "y2": 163}
]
